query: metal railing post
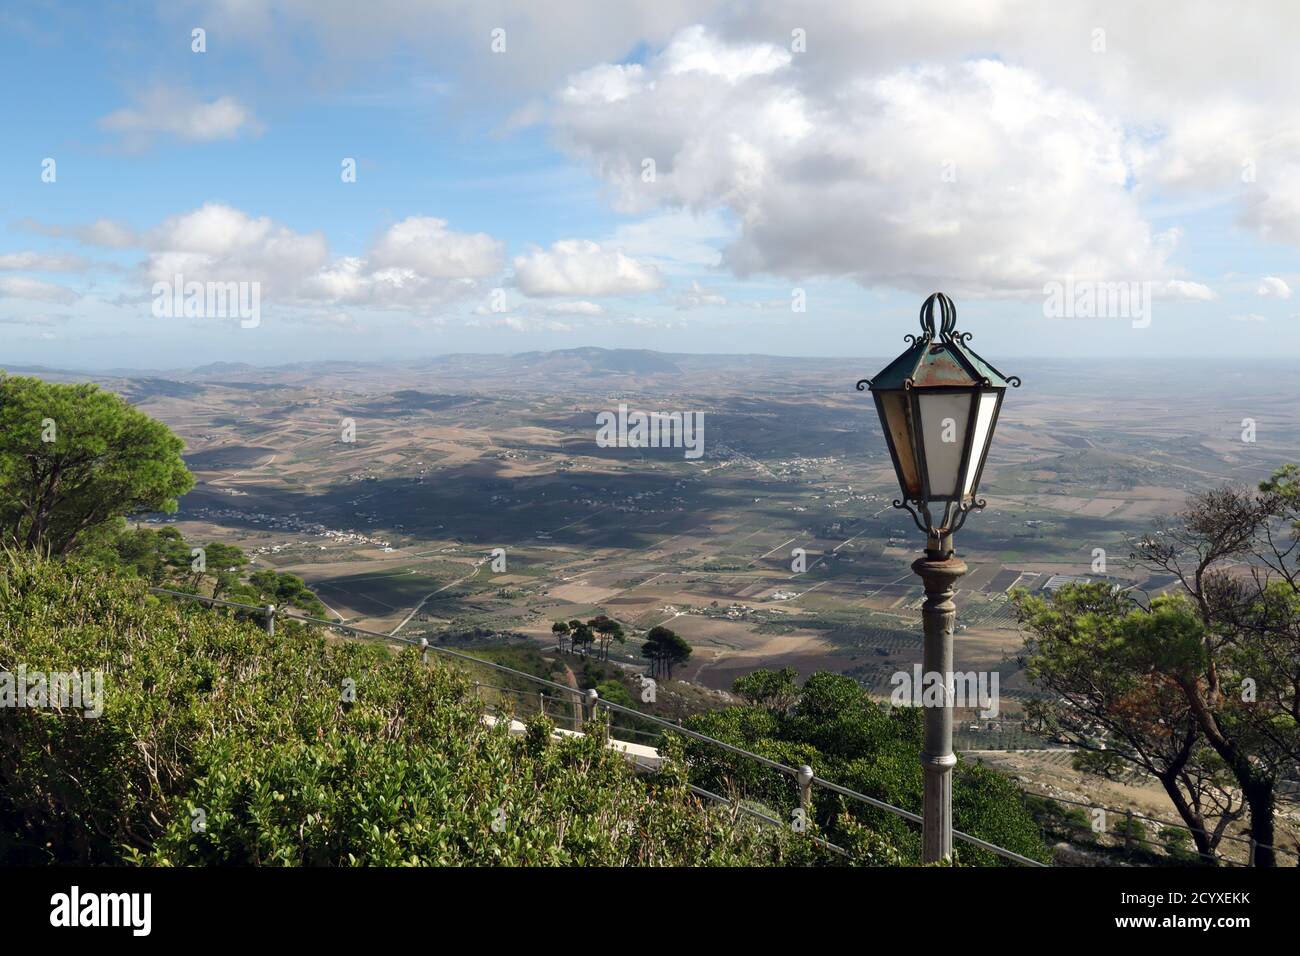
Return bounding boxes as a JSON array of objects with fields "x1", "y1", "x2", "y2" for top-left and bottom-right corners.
[
  {"x1": 539, "y1": 691, "x2": 545, "y2": 716},
  {"x1": 582, "y1": 688, "x2": 599, "y2": 735},
  {"x1": 419, "y1": 637, "x2": 429, "y2": 665},
  {"x1": 797, "y1": 764, "x2": 814, "y2": 816},
  {"x1": 1124, "y1": 809, "x2": 1134, "y2": 856},
  {"x1": 263, "y1": 604, "x2": 276, "y2": 636}
]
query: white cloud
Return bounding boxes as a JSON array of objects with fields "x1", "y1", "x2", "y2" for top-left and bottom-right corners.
[
  {"x1": 0, "y1": 276, "x2": 79, "y2": 304},
  {"x1": 192, "y1": 1, "x2": 1300, "y2": 258},
  {"x1": 82, "y1": 220, "x2": 139, "y2": 248},
  {"x1": 100, "y1": 88, "x2": 258, "y2": 143},
  {"x1": 550, "y1": 29, "x2": 1179, "y2": 296},
  {"x1": 1257, "y1": 276, "x2": 1292, "y2": 299},
  {"x1": 675, "y1": 280, "x2": 726, "y2": 310},
  {"x1": 192, "y1": 0, "x2": 715, "y2": 97},
  {"x1": 661, "y1": 24, "x2": 790, "y2": 82},
  {"x1": 31, "y1": 202, "x2": 503, "y2": 314},
  {"x1": 1231, "y1": 313, "x2": 1268, "y2": 323},
  {"x1": 367, "y1": 217, "x2": 503, "y2": 278},
  {"x1": 301, "y1": 215, "x2": 502, "y2": 308},
  {"x1": 0, "y1": 251, "x2": 88, "y2": 272},
  {"x1": 1162, "y1": 280, "x2": 1217, "y2": 300},
  {"x1": 16, "y1": 218, "x2": 139, "y2": 248},
  {"x1": 144, "y1": 203, "x2": 329, "y2": 300},
  {"x1": 513, "y1": 239, "x2": 663, "y2": 297}
]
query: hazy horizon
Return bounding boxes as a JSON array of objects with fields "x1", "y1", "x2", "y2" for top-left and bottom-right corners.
[{"x1": 9, "y1": 345, "x2": 1300, "y2": 379}]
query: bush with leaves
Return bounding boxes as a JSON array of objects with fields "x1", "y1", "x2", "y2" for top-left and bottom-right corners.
[
  {"x1": 0, "y1": 552, "x2": 884, "y2": 866},
  {"x1": 682, "y1": 670, "x2": 1050, "y2": 865}
]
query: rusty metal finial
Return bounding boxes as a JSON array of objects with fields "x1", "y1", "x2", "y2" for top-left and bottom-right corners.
[{"x1": 919, "y1": 292, "x2": 957, "y2": 340}]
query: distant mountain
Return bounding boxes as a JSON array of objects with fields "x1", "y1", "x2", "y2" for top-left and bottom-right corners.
[
  {"x1": 511, "y1": 347, "x2": 681, "y2": 375},
  {"x1": 190, "y1": 362, "x2": 259, "y2": 375},
  {"x1": 121, "y1": 378, "x2": 204, "y2": 402}
]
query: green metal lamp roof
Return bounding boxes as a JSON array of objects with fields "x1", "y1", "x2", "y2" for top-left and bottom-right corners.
[{"x1": 861, "y1": 293, "x2": 1020, "y2": 391}]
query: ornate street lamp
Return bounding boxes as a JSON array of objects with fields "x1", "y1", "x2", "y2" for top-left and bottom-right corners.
[{"x1": 857, "y1": 292, "x2": 1019, "y2": 862}]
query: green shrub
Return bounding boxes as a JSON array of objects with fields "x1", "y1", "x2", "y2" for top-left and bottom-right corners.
[
  {"x1": 683, "y1": 670, "x2": 1051, "y2": 865},
  {"x1": 0, "y1": 552, "x2": 863, "y2": 866}
]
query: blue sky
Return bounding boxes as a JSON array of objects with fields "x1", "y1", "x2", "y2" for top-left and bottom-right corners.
[{"x1": 2, "y1": 2, "x2": 1297, "y2": 369}]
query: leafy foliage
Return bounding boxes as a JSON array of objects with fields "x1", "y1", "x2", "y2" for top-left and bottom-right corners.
[
  {"x1": 1014, "y1": 584, "x2": 1244, "y2": 862},
  {"x1": 0, "y1": 553, "x2": 856, "y2": 866},
  {"x1": 682, "y1": 670, "x2": 1050, "y2": 866},
  {"x1": 732, "y1": 666, "x2": 800, "y2": 713},
  {"x1": 0, "y1": 374, "x2": 193, "y2": 555},
  {"x1": 642, "y1": 625, "x2": 692, "y2": 679},
  {"x1": 1015, "y1": 467, "x2": 1300, "y2": 865}
]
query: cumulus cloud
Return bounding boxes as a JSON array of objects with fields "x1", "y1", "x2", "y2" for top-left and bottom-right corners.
[
  {"x1": 30, "y1": 202, "x2": 504, "y2": 314},
  {"x1": 1257, "y1": 276, "x2": 1293, "y2": 299},
  {"x1": 100, "y1": 88, "x2": 258, "y2": 143},
  {"x1": 549, "y1": 27, "x2": 1181, "y2": 296},
  {"x1": 513, "y1": 239, "x2": 663, "y2": 297},
  {"x1": 142, "y1": 203, "x2": 329, "y2": 300},
  {"x1": 0, "y1": 276, "x2": 80, "y2": 304},
  {"x1": 299, "y1": 216, "x2": 502, "y2": 308},
  {"x1": 367, "y1": 217, "x2": 503, "y2": 278},
  {"x1": 191, "y1": 0, "x2": 1300, "y2": 263}
]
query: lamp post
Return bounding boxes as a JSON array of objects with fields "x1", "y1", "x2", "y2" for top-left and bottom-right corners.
[{"x1": 858, "y1": 292, "x2": 1019, "y2": 862}]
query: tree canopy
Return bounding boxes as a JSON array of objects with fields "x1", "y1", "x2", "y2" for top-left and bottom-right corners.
[
  {"x1": 1017, "y1": 466, "x2": 1300, "y2": 865},
  {"x1": 642, "y1": 625, "x2": 692, "y2": 680},
  {"x1": 0, "y1": 375, "x2": 194, "y2": 556}
]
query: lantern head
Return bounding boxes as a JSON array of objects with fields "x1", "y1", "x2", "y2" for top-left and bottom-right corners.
[{"x1": 857, "y1": 293, "x2": 1020, "y2": 554}]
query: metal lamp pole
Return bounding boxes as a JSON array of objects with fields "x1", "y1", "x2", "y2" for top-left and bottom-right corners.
[
  {"x1": 913, "y1": 540, "x2": 966, "y2": 863},
  {"x1": 861, "y1": 292, "x2": 1019, "y2": 865}
]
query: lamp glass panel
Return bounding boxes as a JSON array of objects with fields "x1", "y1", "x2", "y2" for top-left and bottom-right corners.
[
  {"x1": 962, "y1": 391, "x2": 1000, "y2": 497},
  {"x1": 877, "y1": 391, "x2": 921, "y2": 498},
  {"x1": 917, "y1": 391, "x2": 972, "y2": 499}
]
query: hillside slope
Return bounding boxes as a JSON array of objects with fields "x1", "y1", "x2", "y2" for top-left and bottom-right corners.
[{"x1": 0, "y1": 552, "x2": 869, "y2": 866}]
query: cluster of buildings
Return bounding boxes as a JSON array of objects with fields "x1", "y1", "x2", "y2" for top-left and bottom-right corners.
[
  {"x1": 770, "y1": 455, "x2": 839, "y2": 479},
  {"x1": 171, "y1": 506, "x2": 392, "y2": 550}
]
